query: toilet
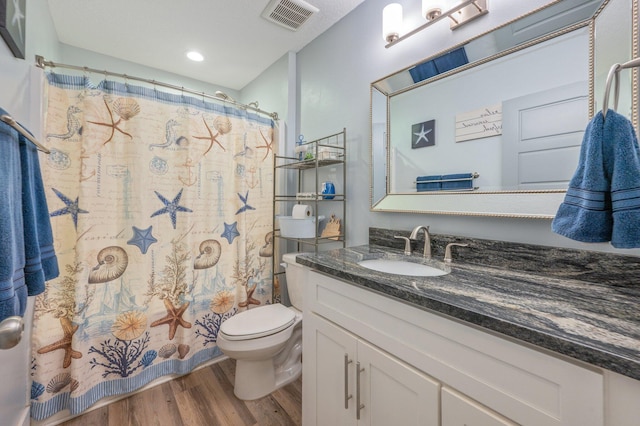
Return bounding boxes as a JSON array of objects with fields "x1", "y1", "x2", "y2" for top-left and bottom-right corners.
[{"x1": 217, "y1": 253, "x2": 305, "y2": 400}]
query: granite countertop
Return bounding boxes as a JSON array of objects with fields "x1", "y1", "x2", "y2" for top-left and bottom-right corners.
[{"x1": 296, "y1": 244, "x2": 640, "y2": 381}]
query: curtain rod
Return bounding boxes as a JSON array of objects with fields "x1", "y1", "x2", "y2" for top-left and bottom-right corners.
[{"x1": 35, "y1": 55, "x2": 279, "y2": 120}]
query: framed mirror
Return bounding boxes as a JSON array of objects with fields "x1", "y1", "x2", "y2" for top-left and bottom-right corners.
[{"x1": 370, "y1": 0, "x2": 638, "y2": 218}]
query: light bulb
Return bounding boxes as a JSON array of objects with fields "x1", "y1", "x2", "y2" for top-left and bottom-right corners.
[{"x1": 382, "y1": 3, "x2": 403, "y2": 43}]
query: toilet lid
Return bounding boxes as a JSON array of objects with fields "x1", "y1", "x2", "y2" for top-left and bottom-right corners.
[{"x1": 220, "y1": 304, "x2": 296, "y2": 340}]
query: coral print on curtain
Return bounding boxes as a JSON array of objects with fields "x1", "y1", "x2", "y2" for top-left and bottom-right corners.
[{"x1": 30, "y1": 74, "x2": 275, "y2": 420}]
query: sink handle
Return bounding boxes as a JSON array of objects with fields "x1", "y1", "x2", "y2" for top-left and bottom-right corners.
[
  {"x1": 394, "y1": 236, "x2": 412, "y2": 255},
  {"x1": 444, "y1": 243, "x2": 469, "y2": 263}
]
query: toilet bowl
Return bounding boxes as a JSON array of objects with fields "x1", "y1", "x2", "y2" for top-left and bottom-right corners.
[{"x1": 217, "y1": 253, "x2": 306, "y2": 400}]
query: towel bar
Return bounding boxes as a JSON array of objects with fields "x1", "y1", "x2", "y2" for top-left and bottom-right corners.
[{"x1": 0, "y1": 115, "x2": 51, "y2": 153}]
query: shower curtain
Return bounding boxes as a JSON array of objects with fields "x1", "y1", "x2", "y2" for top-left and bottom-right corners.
[{"x1": 30, "y1": 74, "x2": 275, "y2": 420}]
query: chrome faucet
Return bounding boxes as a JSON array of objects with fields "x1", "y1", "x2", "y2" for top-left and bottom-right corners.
[
  {"x1": 409, "y1": 225, "x2": 431, "y2": 259},
  {"x1": 444, "y1": 243, "x2": 469, "y2": 263},
  {"x1": 394, "y1": 235, "x2": 412, "y2": 255}
]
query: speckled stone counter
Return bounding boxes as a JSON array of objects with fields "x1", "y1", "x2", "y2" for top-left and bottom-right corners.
[{"x1": 295, "y1": 237, "x2": 640, "y2": 381}]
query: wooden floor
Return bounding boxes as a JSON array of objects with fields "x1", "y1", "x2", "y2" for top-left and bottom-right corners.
[{"x1": 59, "y1": 358, "x2": 302, "y2": 426}]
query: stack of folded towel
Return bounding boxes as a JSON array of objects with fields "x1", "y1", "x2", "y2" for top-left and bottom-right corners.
[
  {"x1": 552, "y1": 110, "x2": 640, "y2": 248},
  {"x1": 0, "y1": 109, "x2": 59, "y2": 321},
  {"x1": 417, "y1": 173, "x2": 475, "y2": 192}
]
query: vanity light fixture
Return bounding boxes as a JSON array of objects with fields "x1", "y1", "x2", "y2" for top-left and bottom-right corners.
[
  {"x1": 186, "y1": 51, "x2": 204, "y2": 62},
  {"x1": 382, "y1": 3, "x2": 403, "y2": 43},
  {"x1": 384, "y1": 0, "x2": 488, "y2": 48},
  {"x1": 422, "y1": 0, "x2": 445, "y2": 20}
]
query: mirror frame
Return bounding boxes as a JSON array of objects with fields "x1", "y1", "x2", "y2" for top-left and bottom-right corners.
[{"x1": 370, "y1": 0, "x2": 639, "y2": 218}]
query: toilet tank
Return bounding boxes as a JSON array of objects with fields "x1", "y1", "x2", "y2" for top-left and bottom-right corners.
[{"x1": 282, "y1": 253, "x2": 308, "y2": 310}]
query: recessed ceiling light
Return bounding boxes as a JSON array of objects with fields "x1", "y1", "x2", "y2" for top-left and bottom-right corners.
[{"x1": 186, "y1": 51, "x2": 204, "y2": 62}]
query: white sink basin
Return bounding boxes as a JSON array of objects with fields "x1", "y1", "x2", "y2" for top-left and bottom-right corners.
[{"x1": 357, "y1": 259, "x2": 449, "y2": 277}]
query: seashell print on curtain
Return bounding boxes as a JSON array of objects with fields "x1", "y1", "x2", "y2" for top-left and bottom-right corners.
[{"x1": 30, "y1": 74, "x2": 275, "y2": 420}]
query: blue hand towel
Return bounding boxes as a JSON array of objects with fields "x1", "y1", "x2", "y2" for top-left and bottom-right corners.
[
  {"x1": 552, "y1": 110, "x2": 640, "y2": 248},
  {"x1": 0, "y1": 108, "x2": 59, "y2": 321},
  {"x1": 442, "y1": 173, "x2": 474, "y2": 190},
  {"x1": 417, "y1": 175, "x2": 442, "y2": 192}
]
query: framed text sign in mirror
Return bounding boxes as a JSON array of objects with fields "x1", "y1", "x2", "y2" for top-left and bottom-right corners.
[{"x1": 370, "y1": 0, "x2": 638, "y2": 218}]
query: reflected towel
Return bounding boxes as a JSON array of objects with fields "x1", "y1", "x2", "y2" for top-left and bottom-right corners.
[
  {"x1": 0, "y1": 109, "x2": 58, "y2": 321},
  {"x1": 410, "y1": 47, "x2": 469, "y2": 84},
  {"x1": 442, "y1": 173, "x2": 473, "y2": 190},
  {"x1": 551, "y1": 110, "x2": 640, "y2": 248},
  {"x1": 417, "y1": 175, "x2": 442, "y2": 192}
]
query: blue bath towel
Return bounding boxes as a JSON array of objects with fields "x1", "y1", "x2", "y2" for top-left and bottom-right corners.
[
  {"x1": 442, "y1": 173, "x2": 474, "y2": 190},
  {"x1": 417, "y1": 175, "x2": 442, "y2": 192},
  {"x1": 410, "y1": 47, "x2": 469, "y2": 84},
  {"x1": 0, "y1": 108, "x2": 59, "y2": 321},
  {"x1": 552, "y1": 110, "x2": 640, "y2": 248}
]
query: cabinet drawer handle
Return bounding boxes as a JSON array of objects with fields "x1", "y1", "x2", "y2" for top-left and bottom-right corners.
[
  {"x1": 356, "y1": 362, "x2": 365, "y2": 420},
  {"x1": 344, "y1": 354, "x2": 353, "y2": 409}
]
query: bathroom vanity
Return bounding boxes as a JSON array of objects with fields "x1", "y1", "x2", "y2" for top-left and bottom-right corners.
[{"x1": 298, "y1": 234, "x2": 640, "y2": 426}]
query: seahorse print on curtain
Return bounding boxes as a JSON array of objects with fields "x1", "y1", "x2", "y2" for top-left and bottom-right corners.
[{"x1": 30, "y1": 74, "x2": 275, "y2": 420}]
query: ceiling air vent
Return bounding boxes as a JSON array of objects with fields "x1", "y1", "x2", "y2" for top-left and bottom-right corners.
[{"x1": 261, "y1": 0, "x2": 319, "y2": 31}]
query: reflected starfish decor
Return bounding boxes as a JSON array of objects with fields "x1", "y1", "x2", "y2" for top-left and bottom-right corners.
[
  {"x1": 37, "y1": 317, "x2": 82, "y2": 369},
  {"x1": 150, "y1": 299, "x2": 192, "y2": 340}
]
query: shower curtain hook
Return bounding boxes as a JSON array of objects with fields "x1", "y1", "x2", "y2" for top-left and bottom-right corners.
[{"x1": 124, "y1": 74, "x2": 129, "y2": 89}]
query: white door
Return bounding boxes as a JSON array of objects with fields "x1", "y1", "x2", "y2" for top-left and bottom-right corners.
[
  {"x1": 304, "y1": 313, "x2": 358, "y2": 426},
  {"x1": 0, "y1": 57, "x2": 44, "y2": 426},
  {"x1": 357, "y1": 339, "x2": 440, "y2": 426}
]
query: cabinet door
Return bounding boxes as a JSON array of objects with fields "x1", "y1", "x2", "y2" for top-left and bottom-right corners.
[
  {"x1": 357, "y1": 340, "x2": 440, "y2": 426},
  {"x1": 304, "y1": 313, "x2": 358, "y2": 426},
  {"x1": 442, "y1": 387, "x2": 518, "y2": 426}
]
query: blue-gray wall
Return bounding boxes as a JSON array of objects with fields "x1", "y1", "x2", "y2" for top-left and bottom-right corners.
[
  {"x1": 4, "y1": 0, "x2": 639, "y2": 257},
  {"x1": 273, "y1": 0, "x2": 640, "y2": 256}
]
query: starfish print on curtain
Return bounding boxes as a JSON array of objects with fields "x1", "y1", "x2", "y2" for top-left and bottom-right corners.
[
  {"x1": 87, "y1": 98, "x2": 135, "y2": 145},
  {"x1": 127, "y1": 226, "x2": 158, "y2": 254},
  {"x1": 49, "y1": 188, "x2": 89, "y2": 229},
  {"x1": 150, "y1": 299, "x2": 192, "y2": 340},
  {"x1": 235, "y1": 191, "x2": 256, "y2": 214},
  {"x1": 32, "y1": 72, "x2": 275, "y2": 421},
  {"x1": 221, "y1": 221, "x2": 240, "y2": 244},
  {"x1": 37, "y1": 317, "x2": 82, "y2": 369},
  {"x1": 192, "y1": 115, "x2": 231, "y2": 155},
  {"x1": 256, "y1": 128, "x2": 274, "y2": 161},
  {"x1": 150, "y1": 189, "x2": 193, "y2": 229}
]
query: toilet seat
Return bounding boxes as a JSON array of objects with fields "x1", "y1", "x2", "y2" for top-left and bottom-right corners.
[{"x1": 220, "y1": 304, "x2": 296, "y2": 341}]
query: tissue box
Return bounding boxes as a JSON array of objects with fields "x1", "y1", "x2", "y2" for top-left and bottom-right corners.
[{"x1": 277, "y1": 216, "x2": 323, "y2": 238}]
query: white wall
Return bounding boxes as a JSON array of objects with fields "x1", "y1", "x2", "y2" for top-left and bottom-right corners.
[{"x1": 281, "y1": 0, "x2": 640, "y2": 256}]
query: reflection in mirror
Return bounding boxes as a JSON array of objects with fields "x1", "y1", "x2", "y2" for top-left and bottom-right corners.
[
  {"x1": 389, "y1": 28, "x2": 588, "y2": 193},
  {"x1": 370, "y1": 0, "x2": 638, "y2": 218},
  {"x1": 593, "y1": 0, "x2": 635, "y2": 127},
  {"x1": 371, "y1": 87, "x2": 388, "y2": 206}
]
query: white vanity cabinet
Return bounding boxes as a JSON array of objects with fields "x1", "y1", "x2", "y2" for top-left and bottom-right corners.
[
  {"x1": 305, "y1": 311, "x2": 440, "y2": 425},
  {"x1": 441, "y1": 387, "x2": 517, "y2": 426},
  {"x1": 302, "y1": 270, "x2": 607, "y2": 426}
]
